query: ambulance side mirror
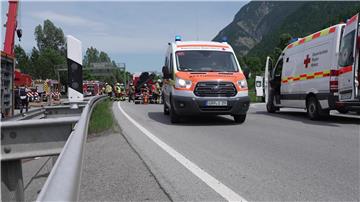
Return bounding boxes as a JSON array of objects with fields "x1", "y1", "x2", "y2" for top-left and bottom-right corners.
[
  {"x1": 244, "y1": 69, "x2": 250, "y2": 79},
  {"x1": 162, "y1": 66, "x2": 170, "y2": 79},
  {"x1": 242, "y1": 66, "x2": 250, "y2": 79}
]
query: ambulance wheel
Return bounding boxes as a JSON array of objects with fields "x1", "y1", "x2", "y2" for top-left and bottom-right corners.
[
  {"x1": 163, "y1": 102, "x2": 169, "y2": 115},
  {"x1": 170, "y1": 103, "x2": 180, "y2": 123},
  {"x1": 266, "y1": 101, "x2": 277, "y2": 113},
  {"x1": 307, "y1": 96, "x2": 321, "y2": 120},
  {"x1": 233, "y1": 114, "x2": 246, "y2": 124}
]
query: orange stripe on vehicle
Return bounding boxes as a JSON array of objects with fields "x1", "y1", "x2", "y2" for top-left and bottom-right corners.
[
  {"x1": 307, "y1": 75, "x2": 315, "y2": 79},
  {"x1": 329, "y1": 26, "x2": 336, "y2": 33},
  {"x1": 282, "y1": 69, "x2": 331, "y2": 83},
  {"x1": 287, "y1": 44, "x2": 294, "y2": 49},
  {"x1": 177, "y1": 44, "x2": 229, "y2": 49},
  {"x1": 298, "y1": 38, "x2": 306, "y2": 44},
  {"x1": 312, "y1": 32, "x2": 321, "y2": 39},
  {"x1": 347, "y1": 14, "x2": 358, "y2": 25},
  {"x1": 339, "y1": 65, "x2": 353, "y2": 75}
]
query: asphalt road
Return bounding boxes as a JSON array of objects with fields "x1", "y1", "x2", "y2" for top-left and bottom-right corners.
[{"x1": 113, "y1": 101, "x2": 359, "y2": 201}]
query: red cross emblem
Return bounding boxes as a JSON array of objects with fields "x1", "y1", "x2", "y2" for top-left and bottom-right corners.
[{"x1": 304, "y1": 55, "x2": 311, "y2": 68}]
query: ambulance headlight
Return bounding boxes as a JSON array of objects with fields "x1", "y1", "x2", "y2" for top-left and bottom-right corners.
[
  {"x1": 175, "y1": 77, "x2": 192, "y2": 89},
  {"x1": 238, "y1": 79, "x2": 248, "y2": 88}
]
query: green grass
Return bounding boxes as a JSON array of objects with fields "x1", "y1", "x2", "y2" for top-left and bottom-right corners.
[
  {"x1": 248, "y1": 90, "x2": 258, "y2": 103},
  {"x1": 88, "y1": 99, "x2": 114, "y2": 134}
]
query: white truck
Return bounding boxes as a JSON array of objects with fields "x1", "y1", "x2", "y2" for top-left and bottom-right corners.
[{"x1": 264, "y1": 13, "x2": 359, "y2": 119}]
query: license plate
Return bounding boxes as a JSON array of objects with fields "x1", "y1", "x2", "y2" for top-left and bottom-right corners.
[
  {"x1": 205, "y1": 100, "x2": 228, "y2": 106},
  {"x1": 340, "y1": 92, "x2": 352, "y2": 100}
]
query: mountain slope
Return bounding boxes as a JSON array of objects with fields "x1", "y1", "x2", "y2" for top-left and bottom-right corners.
[
  {"x1": 215, "y1": 1, "x2": 360, "y2": 58},
  {"x1": 213, "y1": 1, "x2": 304, "y2": 56},
  {"x1": 248, "y1": 1, "x2": 360, "y2": 57}
]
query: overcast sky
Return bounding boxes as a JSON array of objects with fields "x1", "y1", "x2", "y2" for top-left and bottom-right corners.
[{"x1": 1, "y1": 1, "x2": 248, "y2": 73}]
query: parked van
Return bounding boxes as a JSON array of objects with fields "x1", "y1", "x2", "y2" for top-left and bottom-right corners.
[
  {"x1": 264, "y1": 13, "x2": 360, "y2": 119},
  {"x1": 162, "y1": 38, "x2": 250, "y2": 123}
]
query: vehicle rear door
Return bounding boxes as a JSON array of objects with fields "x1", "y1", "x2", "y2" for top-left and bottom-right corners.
[
  {"x1": 338, "y1": 13, "x2": 359, "y2": 101},
  {"x1": 264, "y1": 56, "x2": 273, "y2": 103}
]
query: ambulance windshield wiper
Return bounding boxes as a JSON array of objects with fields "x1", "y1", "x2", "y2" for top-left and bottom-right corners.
[{"x1": 180, "y1": 67, "x2": 193, "y2": 72}]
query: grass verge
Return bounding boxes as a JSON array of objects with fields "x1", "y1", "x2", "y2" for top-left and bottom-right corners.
[
  {"x1": 88, "y1": 99, "x2": 115, "y2": 134},
  {"x1": 249, "y1": 90, "x2": 258, "y2": 103}
]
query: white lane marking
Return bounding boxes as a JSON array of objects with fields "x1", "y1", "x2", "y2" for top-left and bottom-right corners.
[{"x1": 117, "y1": 102, "x2": 247, "y2": 202}]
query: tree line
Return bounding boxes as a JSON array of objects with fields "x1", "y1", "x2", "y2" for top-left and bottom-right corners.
[{"x1": 15, "y1": 19, "x2": 129, "y2": 86}]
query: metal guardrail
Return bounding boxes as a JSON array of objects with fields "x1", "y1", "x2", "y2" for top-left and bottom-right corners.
[
  {"x1": 1, "y1": 95, "x2": 107, "y2": 201},
  {"x1": 36, "y1": 95, "x2": 107, "y2": 201},
  {"x1": 2, "y1": 108, "x2": 45, "y2": 121}
]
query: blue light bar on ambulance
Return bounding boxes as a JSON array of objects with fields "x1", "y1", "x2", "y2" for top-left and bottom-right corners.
[
  {"x1": 288, "y1": 38, "x2": 298, "y2": 44},
  {"x1": 175, "y1": 35, "x2": 182, "y2": 41},
  {"x1": 221, "y1": 36, "x2": 228, "y2": 42}
]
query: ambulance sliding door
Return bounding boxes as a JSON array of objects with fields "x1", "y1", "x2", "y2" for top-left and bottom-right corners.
[{"x1": 338, "y1": 13, "x2": 359, "y2": 101}]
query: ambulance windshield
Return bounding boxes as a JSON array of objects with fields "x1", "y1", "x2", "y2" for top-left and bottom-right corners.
[{"x1": 175, "y1": 50, "x2": 239, "y2": 72}]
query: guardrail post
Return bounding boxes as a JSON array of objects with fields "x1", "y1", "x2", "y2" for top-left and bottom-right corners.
[{"x1": 1, "y1": 160, "x2": 24, "y2": 201}]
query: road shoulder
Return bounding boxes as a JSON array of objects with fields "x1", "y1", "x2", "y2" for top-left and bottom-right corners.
[{"x1": 79, "y1": 107, "x2": 170, "y2": 201}]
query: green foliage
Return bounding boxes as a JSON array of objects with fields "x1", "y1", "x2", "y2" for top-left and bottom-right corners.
[
  {"x1": 89, "y1": 99, "x2": 115, "y2": 134},
  {"x1": 82, "y1": 47, "x2": 130, "y2": 84},
  {"x1": 14, "y1": 45, "x2": 30, "y2": 73},
  {"x1": 15, "y1": 19, "x2": 67, "y2": 82},
  {"x1": 32, "y1": 48, "x2": 66, "y2": 79},
  {"x1": 83, "y1": 46, "x2": 100, "y2": 68},
  {"x1": 34, "y1": 19, "x2": 66, "y2": 54},
  {"x1": 99, "y1": 51, "x2": 111, "y2": 63}
]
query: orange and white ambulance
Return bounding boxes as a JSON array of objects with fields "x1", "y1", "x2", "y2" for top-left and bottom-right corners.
[
  {"x1": 264, "y1": 13, "x2": 360, "y2": 119},
  {"x1": 162, "y1": 37, "x2": 250, "y2": 123}
]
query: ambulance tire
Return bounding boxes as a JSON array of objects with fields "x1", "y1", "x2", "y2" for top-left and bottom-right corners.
[
  {"x1": 170, "y1": 102, "x2": 180, "y2": 123},
  {"x1": 163, "y1": 102, "x2": 169, "y2": 115},
  {"x1": 266, "y1": 101, "x2": 276, "y2": 113},
  {"x1": 266, "y1": 91, "x2": 279, "y2": 113},
  {"x1": 233, "y1": 114, "x2": 246, "y2": 124},
  {"x1": 307, "y1": 96, "x2": 322, "y2": 120}
]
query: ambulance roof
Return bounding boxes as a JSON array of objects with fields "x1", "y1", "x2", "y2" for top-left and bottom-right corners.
[
  {"x1": 173, "y1": 41, "x2": 233, "y2": 52},
  {"x1": 286, "y1": 24, "x2": 345, "y2": 50}
]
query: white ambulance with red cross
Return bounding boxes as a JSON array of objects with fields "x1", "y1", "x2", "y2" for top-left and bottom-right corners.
[{"x1": 265, "y1": 13, "x2": 360, "y2": 119}]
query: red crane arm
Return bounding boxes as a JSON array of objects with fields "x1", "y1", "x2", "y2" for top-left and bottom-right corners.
[{"x1": 3, "y1": 0, "x2": 19, "y2": 56}]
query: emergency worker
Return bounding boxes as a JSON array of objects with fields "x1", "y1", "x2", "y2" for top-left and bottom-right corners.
[{"x1": 19, "y1": 85, "x2": 29, "y2": 114}]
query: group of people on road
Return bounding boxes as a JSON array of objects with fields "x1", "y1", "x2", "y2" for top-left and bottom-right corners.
[
  {"x1": 103, "y1": 79, "x2": 162, "y2": 104},
  {"x1": 103, "y1": 82, "x2": 126, "y2": 100}
]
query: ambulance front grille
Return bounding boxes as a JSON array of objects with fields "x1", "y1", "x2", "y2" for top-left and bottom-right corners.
[{"x1": 194, "y1": 81, "x2": 237, "y2": 97}]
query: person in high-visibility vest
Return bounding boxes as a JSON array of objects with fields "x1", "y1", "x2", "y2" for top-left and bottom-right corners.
[
  {"x1": 105, "y1": 83, "x2": 113, "y2": 97},
  {"x1": 128, "y1": 83, "x2": 135, "y2": 103},
  {"x1": 115, "y1": 83, "x2": 121, "y2": 100},
  {"x1": 141, "y1": 83, "x2": 150, "y2": 104}
]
